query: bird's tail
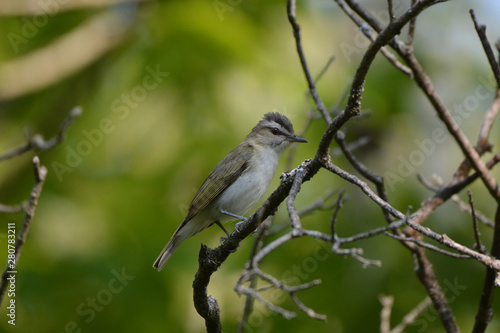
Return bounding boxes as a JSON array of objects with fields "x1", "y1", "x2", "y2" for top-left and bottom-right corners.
[
  {"x1": 153, "y1": 235, "x2": 182, "y2": 271},
  {"x1": 153, "y1": 218, "x2": 201, "y2": 271},
  {"x1": 153, "y1": 215, "x2": 211, "y2": 271}
]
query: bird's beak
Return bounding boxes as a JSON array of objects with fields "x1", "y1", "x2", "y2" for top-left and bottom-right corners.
[{"x1": 287, "y1": 134, "x2": 309, "y2": 143}]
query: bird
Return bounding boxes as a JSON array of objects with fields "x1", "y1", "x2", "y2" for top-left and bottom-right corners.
[{"x1": 153, "y1": 112, "x2": 308, "y2": 271}]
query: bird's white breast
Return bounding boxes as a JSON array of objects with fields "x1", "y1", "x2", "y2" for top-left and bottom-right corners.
[{"x1": 215, "y1": 146, "x2": 280, "y2": 218}]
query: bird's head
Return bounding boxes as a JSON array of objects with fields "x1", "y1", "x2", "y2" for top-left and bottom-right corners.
[{"x1": 248, "y1": 112, "x2": 308, "y2": 154}]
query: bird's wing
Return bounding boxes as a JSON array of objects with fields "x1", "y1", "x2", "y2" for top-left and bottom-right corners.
[{"x1": 183, "y1": 143, "x2": 253, "y2": 222}]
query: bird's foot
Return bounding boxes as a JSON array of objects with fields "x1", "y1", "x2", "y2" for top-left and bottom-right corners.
[{"x1": 234, "y1": 221, "x2": 245, "y2": 233}]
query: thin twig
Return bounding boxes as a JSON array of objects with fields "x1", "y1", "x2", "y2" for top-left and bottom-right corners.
[
  {"x1": 285, "y1": 55, "x2": 336, "y2": 170},
  {"x1": 0, "y1": 106, "x2": 82, "y2": 162},
  {"x1": 338, "y1": 219, "x2": 405, "y2": 244},
  {"x1": 476, "y1": 93, "x2": 500, "y2": 152},
  {"x1": 289, "y1": 292, "x2": 327, "y2": 321},
  {"x1": 418, "y1": 174, "x2": 495, "y2": 228},
  {"x1": 391, "y1": 297, "x2": 432, "y2": 333},
  {"x1": 330, "y1": 190, "x2": 345, "y2": 242},
  {"x1": 379, "y1": 294, "x2": 394, "y2": 333},
  {"x1": 417, "y1": 173, "x2": 441, "y2": 192},
  {"x1": 287, "y1": 168, "x2": 305, "y2": 230},
  {"x1": 0, "y1": 157, "x2": 47, "y2": 306},
  {"x1": 236, "y1": 285, "x2": 296, "y2": 319},
  {"x1": 330, "y1": 136, "x2": 370, "y2": 157},
  {"x1": 237, "y1": 218, "x2": 272, "y2": 333},
  {"x1": 470, "y1": 10, "x2": 500, "y2": 88},
  {"x1": 453, "y1": 194, "x2": 495, "y2": 229},
  {"x1": 451, "y1": 92, "x2": 500, "y2": 185},
  {"x1": 287, "y1": 0, "x2": 332, "y2": 124},
  {"x1": 254, "y1": 267, "x2": 325, "y2": 320},
  {"x1": 313, "y1": 55, "x2": 336, "y2": 84},
  {"x1": 322, "y1": 160, "x2": 500, "y2": 271},
  {"x1": 468, "y1": 190, "x2": 487, "y2": 254},
  {"x1": 414, "y1": 154, "x2": 500, "y2": 227},
  {"x1": 387, "y1": 0, "x2": 395, "y2": 23},
  {"x1": 473, "y1": 205, "x2": 500, "y2": 333},
  {"x1": 334, "y1": 0, "x2": 413, "y2": 78},
  {"x1": 330, "y1": 192, "x2": 383, "y2": 267},
  {"x1": 298, "y1": 189, "x2": 338, "y2": 216},
  {"x1": 406, "y1": 0, "x2": 418, "y2": 47},
  {"x1": 0, "y1": 202, "x2": 27, "y2": 214},
  {"x1": 384, "y1": 232, "x2": 471, "y2": 259}
]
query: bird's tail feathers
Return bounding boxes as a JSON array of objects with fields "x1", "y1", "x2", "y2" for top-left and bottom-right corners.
[
  {"x1": 153, "y1": 235, "x2": 181, "y2": 271},
  {"x1": 153, "y1": 215, "x2": 211, "y2": 271}
]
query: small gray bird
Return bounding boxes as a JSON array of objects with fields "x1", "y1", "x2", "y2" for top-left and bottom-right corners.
[{"x1": 153, "y1": 113, "x2": 308, "y2": 271}]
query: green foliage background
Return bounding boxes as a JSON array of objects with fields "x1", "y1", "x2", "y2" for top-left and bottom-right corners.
[{"x1": 1, "y1": 0, "x2": 500, "y2": 332}]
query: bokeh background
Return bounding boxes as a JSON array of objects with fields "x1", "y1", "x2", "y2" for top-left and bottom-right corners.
[{"x1": 1, "y1": 0, "x2": 500, "y2": 332}]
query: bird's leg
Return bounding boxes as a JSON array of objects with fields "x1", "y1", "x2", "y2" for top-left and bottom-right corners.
[
  {"x1": 215, "y1": 219, "x2": 241, "y2": 253},
  {"x1": 219, "y1": 209, "x2": 247, "y2": 233},
  {"x1": 215, "y1": 220, "x2": 231, "y2": 237},
  {"x1": 219, "y1": 210, "x2": 248, "y2": 222}
]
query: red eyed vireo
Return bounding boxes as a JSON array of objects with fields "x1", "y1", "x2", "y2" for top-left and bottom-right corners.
[{"x1": 153, "y1": 113, "x2": 308, "y2": 271}]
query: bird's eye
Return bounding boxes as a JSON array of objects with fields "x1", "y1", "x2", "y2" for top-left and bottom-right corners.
[{"x1": 270, "y1": 127, "x2": 280, "y2": 135}]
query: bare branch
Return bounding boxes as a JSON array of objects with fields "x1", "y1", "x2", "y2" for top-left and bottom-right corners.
[
  {"x1": 470, "y1": 10, "x2": 500, "y2": 88},
  {"x1": 0, "y1": 106, "x2": 82, "y2": 162},
  {"x1": 477, "y1": 92, "x2": 500, "y2": 152},
  {"x1": 297, "y1": 189, "x2": 339, "y2": 217},
  {"x1": 322, "y1": 160, "x2": 500, "y2": 271},
  {"x1": 289, "y1": 292, "x2": 327, "y2": 321},
  {"x1": 387, "y1": 0, "x2": 395, "y2": 23},
  {"x1": 418, "y1": 174, "x2": 495, "y2": 228},
  {"x1": 192, "y1": 2, "x2": 497, "y2": 332},
  {"x1": 237, "y1": 218, "x2": 273, "y2": 333},
  {"x1": 330, "y1": 136, "x2": 370, "y2": 158},
  {"x1": 193, "y1": 245, "x2": 222, "y2": 333},
  {"x1": 334, "y1": 0, "x2": 413, "y2": 78},
  {"x1": 0, "y1": 202, "x2": 27, "y2": 214},
  {"x1": 236, "y1": 285, "x2": 296, "y2": 320},
  {"x1": 0, "y1": 156, "x2": 47, "y2": 306},
  {"x1": 468, "y1": 190, "x2": 487, "y2": 254},
  {"x1": 453, "y1": 194, "x2": 495, "y2": 229},
  {"x1": 193, "y1": 159, "x2": 322, "y2": 331},
  {"x1": 330, "y1": 190, "x2": 345, "y2": 242},
  {"x1": 379, "y1": 295, "x2": 394, "y2": 333},
  {"x1": 287, "y1": 0, "x2": 332, "y2": 124},
  {"x1": 414, "y1": 154, "x2": 500, "y2": 227},
  {"x1": 384, "y1": 232, "x2": 471, "y2": 259},
  {"x1": 406, "y1": 0, "x2": 418, "y2": 47},
  {"x1": 473, "y1": 205, "x2": 500, "y2": 333},
  {"x1": 287, "y1": 167, "x2": 305, "y2": 230},
  {"x1": 391, "y1": 297, "x2": 432, "y2": 333}
]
